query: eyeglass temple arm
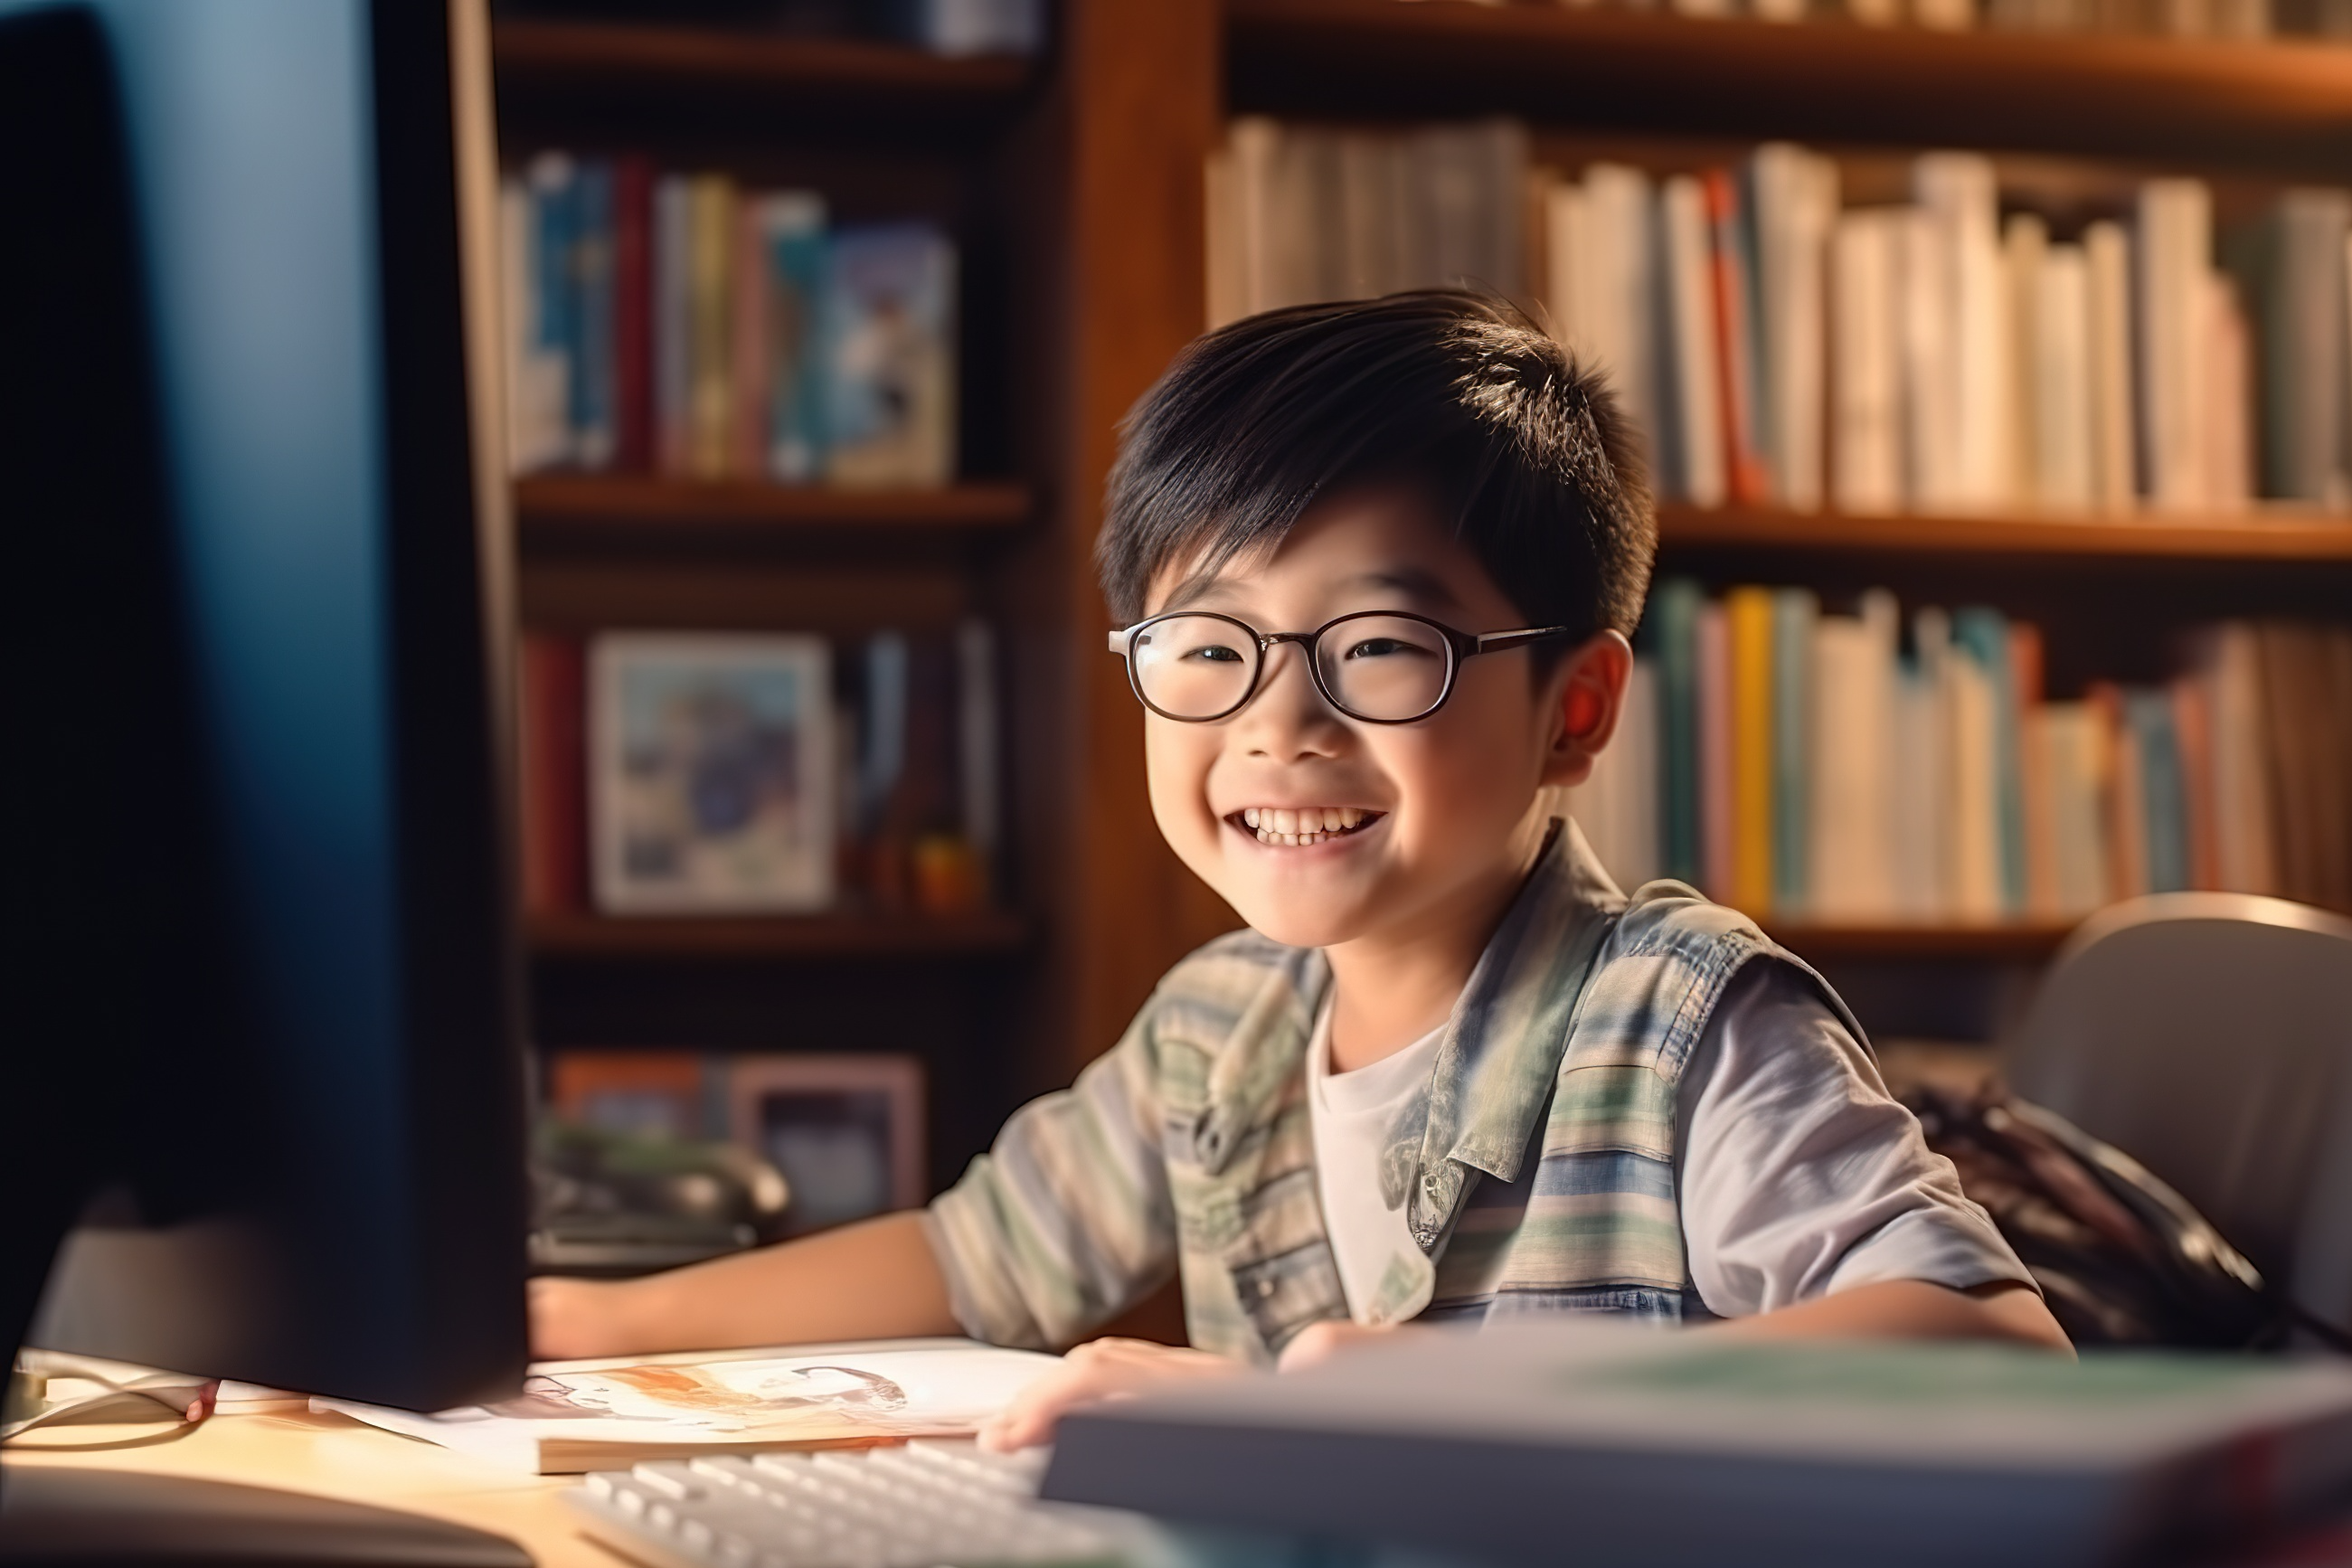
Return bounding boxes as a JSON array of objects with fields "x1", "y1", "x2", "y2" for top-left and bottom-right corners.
[{"x1": 1471, "y1": 626, "x2": 1573, "y2": 656}]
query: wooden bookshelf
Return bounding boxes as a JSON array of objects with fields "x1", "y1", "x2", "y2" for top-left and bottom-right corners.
[
  {"x1": 514, "y1": 477, "x2": 1034, "y2": 547},
  {"x1": 1762, "y1": 921, "x2": 2077, "y2": 961},
  {"x1": 492, "y1": 18, "x2": 1033, "y2": 115},
  {"x1": 1658, "y1": 504, "x2": 2352, "y2": 562},
  {"x1": 527, "y1": 909, "x2": 1029, "y2": 960},
  {"x1": 1227, "y1": 0, "x2": 2352, "y2": 173}
]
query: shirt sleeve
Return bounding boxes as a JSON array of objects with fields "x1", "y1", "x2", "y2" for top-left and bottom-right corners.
[
  {"x1": 921, "y1": 997, "x2": 1177, "y2": 1351},
  {"x1": 1674, "y1": 959, "x2": 2036, "y2": 1318}
]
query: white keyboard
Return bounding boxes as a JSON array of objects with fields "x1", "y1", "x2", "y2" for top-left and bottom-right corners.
[{"x1": 562, "y1": 1440, "x2": 1136, "y2": 1568}]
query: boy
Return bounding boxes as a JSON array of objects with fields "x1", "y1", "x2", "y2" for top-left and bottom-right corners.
[{"x1": 533, "y1": 292, "x2": 2066, "y2": 1449}]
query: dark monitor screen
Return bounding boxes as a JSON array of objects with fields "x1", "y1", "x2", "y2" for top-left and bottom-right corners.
[{"x1": 0, "y1": 0, "x2": 527, "y2": 1413}]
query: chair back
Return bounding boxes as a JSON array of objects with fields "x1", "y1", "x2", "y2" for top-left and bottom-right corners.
[{"x1": 2004, "y1": 893, "x2": 2352, "y2": 1334}]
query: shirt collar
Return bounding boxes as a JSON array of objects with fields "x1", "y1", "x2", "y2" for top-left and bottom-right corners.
[{"x1": 1411, "y1": 819, "x2": 1626, "y2": 1214}]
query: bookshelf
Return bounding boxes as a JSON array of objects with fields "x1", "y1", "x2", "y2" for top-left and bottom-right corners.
[
  {"x1": 1657, "y1": 504, "x2": 2352, "y2": 562},
  {"x1": 496, "y1": 3, "x2": 2352, "y2": 1176},
  {"x1": 526, "y1": 910, "x2": 1029, "y2": 960}
]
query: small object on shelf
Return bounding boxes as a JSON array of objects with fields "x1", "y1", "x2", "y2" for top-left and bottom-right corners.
[{"x1": 590, "y1": 632, "x2": 836, "y2": 913}]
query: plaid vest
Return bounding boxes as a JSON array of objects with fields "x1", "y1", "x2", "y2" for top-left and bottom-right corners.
[{"x1": 927, "y1": 823, "x2": 1854, "y2": 1364}]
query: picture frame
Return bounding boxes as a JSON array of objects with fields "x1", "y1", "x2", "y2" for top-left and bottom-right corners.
[
  {"x1": 590, "y1": 633, "x2": 836, "y2": 914},
  {"x1": 546, "y1": 1052, "x2": 724, "y2": 1142},
  {"x1": 726, "y1": 1054, "x2": 924, "y2": 1237}
]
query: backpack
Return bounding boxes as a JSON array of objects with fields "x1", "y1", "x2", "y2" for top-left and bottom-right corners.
[{"x1": 1900, "y1": 1082, "x2": 2350, "y2": 1352}]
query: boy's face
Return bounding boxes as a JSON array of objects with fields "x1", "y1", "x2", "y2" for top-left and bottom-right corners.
[{"x1": 1138, "y1": 485, "x2": 1629, "y2": 953}]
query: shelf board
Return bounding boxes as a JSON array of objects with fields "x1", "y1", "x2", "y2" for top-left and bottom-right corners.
[
  {"x1": 1763, "y1": 921, "x2": 2078, "y2": 959},
  {"x1": 527, "y1": 909, "x2": 1030, "y2": 960},
  {"x1": 1227, "y1": 0, "x2": 2352, "y2": 170},
  {"x1": 514, "y1": 477, "x2": 1033, "y2": 545},
  {"x1": 1657, "y1": 503, "x2": 2352, "y2": 562},
  {"x1": 491, "y1": 18, "x2": 1032, "y2": 115}
]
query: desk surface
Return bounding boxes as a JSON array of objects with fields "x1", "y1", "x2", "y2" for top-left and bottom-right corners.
[{"x1": 5, "y1": 1407, "x2": 615, "y2": 1566}]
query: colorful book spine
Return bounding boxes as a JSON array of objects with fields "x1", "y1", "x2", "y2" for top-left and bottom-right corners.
[
  {"x1": 1770, "y1": 587, "x2": 1816, "y2": 912},
  {"x1": 1724, "y1": 586, "x2": 1776, "y2": 913},
  {"x1": 1649, "y1": 578, "x2": 1704, "y2": 886}
]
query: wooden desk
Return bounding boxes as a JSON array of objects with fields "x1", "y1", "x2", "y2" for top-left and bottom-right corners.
[{"x1": 4, "y1": 1407, "x2": 620, "y2": 1567}]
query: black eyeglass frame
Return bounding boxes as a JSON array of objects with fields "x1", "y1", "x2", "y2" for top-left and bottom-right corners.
[{"x1": 1105, "y1": 609, "x2": 1573, "y2": 725}]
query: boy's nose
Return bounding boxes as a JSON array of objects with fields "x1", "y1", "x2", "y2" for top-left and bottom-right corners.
[{"x1": 1237, "y1": 642, "x2": 1345, "y2": 757}]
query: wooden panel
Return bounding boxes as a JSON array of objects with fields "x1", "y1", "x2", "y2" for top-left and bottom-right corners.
[
  {"x1": 1658, "y1": 504, "x2": 2352, "y2": 562},
  {"x1": 528, "y1": 910, "x2": 1027, "y2": 959},
  {"x1": 1229, "y1": 0, "x2": 2352, "y2": 171},
  {"x1": 515, "y1": 477, "x2": 1033, "y2": 545},
  {"x1": 1762, "y1": 921, "x2": 2076, "y2": 960},
  {"x1": 494, "y1": 19, "x2": 1030, "y2": 113},
  {"x1": 518, "y1": 556, "x2": 973, "y2": 635},
  {"x1": 1039, "y1": 0, "x2": 1234, "y2": 1082}
]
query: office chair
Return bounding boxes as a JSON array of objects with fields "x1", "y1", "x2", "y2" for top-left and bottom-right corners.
[{"x1": 2004, "y1": 893, "x2": 2352, "y2": 1339}]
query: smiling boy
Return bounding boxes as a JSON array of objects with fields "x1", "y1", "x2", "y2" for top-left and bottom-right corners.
[{"x1": 532, "y1": 292, "x2": 2065, "y2": 1447}]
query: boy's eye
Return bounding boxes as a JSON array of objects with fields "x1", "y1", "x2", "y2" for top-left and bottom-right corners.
[
  {"x1": 1184, "y1": 644, "x2": 1246, "y2": 664},
  {"x1": 1342, "y1": 638, "x2": 1428, "y2": 660}
]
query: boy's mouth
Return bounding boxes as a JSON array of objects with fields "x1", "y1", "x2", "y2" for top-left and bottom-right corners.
[{"x1": 1229, "y1": 807, "x2": 1384, "y2": 847}]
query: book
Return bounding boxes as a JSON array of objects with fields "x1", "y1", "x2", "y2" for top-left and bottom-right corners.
[
  {"x1": 2083, "y1": 219, "x2": 2139, "y2": 514},
  {"x1": 759, "y1": 193, "x2": 830, "y2": 484},
  {"x1": 654, "y1": 173, "x2": 693, "y2": 476},
  {"x1": 1659, "y1": 174, "x2": 1727, "y2": 508},
  {"x1": 1808, "y1": 590, "x2": 1897, "y2": 920},
  {"x1": 1047, "y1": 1320, "x2": 2352, "y2": 1568},
  {"x1": 2033, "y1": 238, "x2": 2096, "y2": 509},
  {"x1": 571, "y1": 160, "x2": 617, "y2": 471},
  {"x1": 1696, "y1": 598, "x2": 1734, "y2": 901},
  {"x1": 320, "y1": 1340, "x2": 1057, "y2": 1475},
  {"x1": 1704, "y1": 168, "x2": 1771, "y2": 507},
  {"x1": 826, "y1": 223, "x2": 957, "y2": 489},
  {"x1": 2257, "y1": 190, "x2": 2349, "y2": 505},
  {"x1": 1649, "y1": 577, "x2": 1705, "y2": 886},
  {"x1": 612, "y1": 155, "x2": 655, "y2": 473},
  {"x1": 519, "y1": 634, "x2": 589, "y2": 917},
  {"x1": 2138, "y1": 179, "x2": 2215, "y2": 511},
  {"x1": 1831, "y1": 208, "x2": 1903, "y2": 515},
  {"x1": 1573, "y1": 657, "x2": 1660, "y2": 890},
  {"x1": 1771, "y1": 587, "x2": 1817, "y2": 912},
  {"x1": 1749, "y1": 145, "x2": 1837, "y2": 512},
  {"x1": 687, "y1": 174, "x2": 738, "y2": 479},
  {"x1": 1725, "y1": 586, "x2": 1776, "y2": 913},
  {"x1": 1915, "y1": 153, "x2": 2007, "y2": 511}
]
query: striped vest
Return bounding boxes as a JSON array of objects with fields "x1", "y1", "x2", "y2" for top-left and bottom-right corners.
[{"x1": 926, "y1": 823, "x2": 1856, "y2": 1364}]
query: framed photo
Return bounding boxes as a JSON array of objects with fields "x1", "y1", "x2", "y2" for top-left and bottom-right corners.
[
  {"x1": 546, "y1": 1052, "x2": 723, "y2": 1141},
  {"x1": 590, "y1": 633, "x2": 835, "y2": 914},
  {"x1": 727, "y1": 1054, "x2": 924, "y2": 1237}
]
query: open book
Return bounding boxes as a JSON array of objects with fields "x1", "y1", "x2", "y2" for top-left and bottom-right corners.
[{"x1": 318, "y1": 1338, "x2": 1058, "y2": 1474}]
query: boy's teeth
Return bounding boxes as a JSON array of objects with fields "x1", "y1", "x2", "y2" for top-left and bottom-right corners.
[{"x1": 1243, "y1": 807, "x2": 1373, "y2": 846}]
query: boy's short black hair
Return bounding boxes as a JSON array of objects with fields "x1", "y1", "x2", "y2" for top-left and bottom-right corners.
[{"x1": 1097, "y1": 290, "x2": 1655, "y2": 651}]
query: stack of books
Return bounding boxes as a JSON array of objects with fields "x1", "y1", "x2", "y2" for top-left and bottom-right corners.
[
  {"x1": 502, "y1": 153, "x2": 957, "y2": 488},
  {"x1": 1212, "y1": 121, "x2": 2352, "y2": 521},
  {"x1": 1570, "y1": 586, "x2": 2352, "y2": 922}
]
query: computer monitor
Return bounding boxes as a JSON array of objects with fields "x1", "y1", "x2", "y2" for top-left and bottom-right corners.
[{"x1": 0, "y1": 0, "x2": 528, "y2": 1416}]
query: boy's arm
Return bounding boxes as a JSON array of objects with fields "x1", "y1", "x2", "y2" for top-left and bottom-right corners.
[
  {"x1": 1716, "y1": 1279, "x2": 2072, "y2": 1352},
  {"x1": 531, "y1": 1210, "x2": 956, "y2": 1360}
]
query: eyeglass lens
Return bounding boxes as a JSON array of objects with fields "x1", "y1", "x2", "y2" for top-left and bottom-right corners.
[{"x1": 1129, "y1": 613, "x2": 1454, "y2": 722}]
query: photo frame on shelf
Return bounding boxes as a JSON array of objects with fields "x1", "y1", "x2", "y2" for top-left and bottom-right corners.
[
  {"x1": 547, "y1": 1052, "x2": 726, "y2": 1141},
  {"x1": 590, "y1": 632, "x2": 836, "y2": 914},
  {"x1": 726, "y1": 1053, "x2": 924, "y2": 1237}
]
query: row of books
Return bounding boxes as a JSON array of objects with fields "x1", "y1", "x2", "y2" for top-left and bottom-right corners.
[
  {"x1": 1569, "y1": 585, "x2": 2352, "y2": 921},
  {"x1": 517, "y1": 624, "x2": 998, "y2": 920},
  {"x1": 1580, "y1": 0, "x2": 2314, "y2": 35},
  {"x1": 1211, "y1": 119, "x2": 2352, "y2": 516},
  {"x1": 502, "y1": 153, "x2": 957, "y2": 487}
]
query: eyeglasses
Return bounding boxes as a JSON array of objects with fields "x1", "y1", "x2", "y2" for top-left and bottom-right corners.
[{"x1": 1106, "y1": 610, "x2": 1571, "y2": 725}]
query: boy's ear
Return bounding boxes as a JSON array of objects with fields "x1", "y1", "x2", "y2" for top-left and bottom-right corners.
[{"x1": 1539, "y1": 630, "x2": 1633, "y2": 790}]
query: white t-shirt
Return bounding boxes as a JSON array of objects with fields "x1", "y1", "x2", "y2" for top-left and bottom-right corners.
[{"x1": 1305, "y1": 959, "x2": 2027, "y2": 1324}]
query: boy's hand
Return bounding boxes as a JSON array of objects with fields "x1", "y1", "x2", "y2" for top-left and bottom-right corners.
[
  {"x1": 1274, "y1": 1318, "x2": 1395, "y2": 1371},
  {"x1": 529, "y1": 1275, "x2": 647, "y2": 1361},
  {"x1": 977, "y1": 1337, "x2": 1240, "y2": 1452}
]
